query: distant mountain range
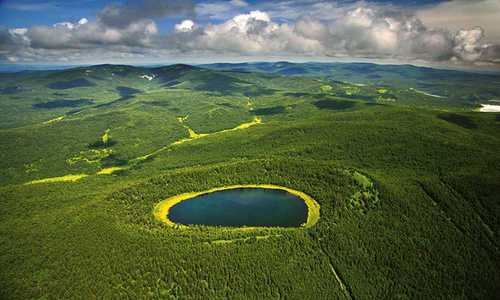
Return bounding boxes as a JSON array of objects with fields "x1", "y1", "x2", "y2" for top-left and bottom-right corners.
[
  {"x1": 199, "y1": 62, "x2": 500, "y2": 101},
  {"x1": 2, "y1": 62, "x2": 500, "y2": 108}
]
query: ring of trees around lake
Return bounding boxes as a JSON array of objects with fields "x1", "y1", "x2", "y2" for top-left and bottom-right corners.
[{"x1": 153, "y1": 184, "x2": 321, "y2": 229}]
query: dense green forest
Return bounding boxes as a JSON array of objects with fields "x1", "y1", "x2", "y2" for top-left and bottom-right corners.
[{"x1": 0, "y1": 62, "x2": 499, "y2": 299}]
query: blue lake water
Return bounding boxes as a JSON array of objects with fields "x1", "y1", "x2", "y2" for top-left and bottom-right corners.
[{"x1": 168, "y1": 188, "x2": 308, "y2": 227}]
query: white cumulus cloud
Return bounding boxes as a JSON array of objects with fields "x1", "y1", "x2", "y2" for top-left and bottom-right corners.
[
  {"x1": 175, "y1": 20, "x2": 195, "y2": 32},
  {"x1": 1, "y1": 1, "x2": 500, "y2": 67}
]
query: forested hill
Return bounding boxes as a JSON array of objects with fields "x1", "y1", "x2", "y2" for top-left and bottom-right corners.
[
  {"x1": 0, "y1": 62, "x2": 499, "y2": 299},
  {"x1": 201, "y1": 61, "x2": 500, "y2": 100}
]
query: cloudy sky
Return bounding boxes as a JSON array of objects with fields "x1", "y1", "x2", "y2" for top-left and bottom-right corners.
[{"x1": 1, "y1": 0, "x2": 499, "y2": 68}]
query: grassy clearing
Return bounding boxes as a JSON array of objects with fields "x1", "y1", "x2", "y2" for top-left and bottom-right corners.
[
  {"x1": 66, "y1": 149, "x2": 112, "y2": 165},
  {"x1": 101, "y1": 129, "x2": 110, "y2": 145},
  {"x1": 176, "y1": 115, "x2": 189, "y2": 123},
  {"x1": 97, "y1": 166, "x2": 126, "y2": 175},
  {"x1": 149, "y1": 116, "x2": 262, "y2": 151},
  {"x1": 187, "y1": 128, "x2": 208, "y2": 139},
  {"x1": 42, "y1": 116, "x2": 64, "y2": 125},
  {"x1": 153, "y1": 184, "x2": 320, "y2": 229},
  {"x1": 246, "y1": 98, "x2": 254, "y2": 110},
  {"x1": 25, "y1": 174, "x2": 88, "y2": 185},
  {"x1": 230, "y1": 116, "x2": 262, "y2": 130},
  {"x1": 320, "y1": 85, "x2": 333, "y2": 92},
  {"x1": 24, "y1": 166, "x2": 125, "y2": 184},
  {"x1": 409, "y1": 88, "x2": 447, "y2": 99}
]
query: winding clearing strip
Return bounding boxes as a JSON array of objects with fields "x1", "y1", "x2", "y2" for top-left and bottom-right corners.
[
  {"x1": 135, "y1": 116, "x2": 262, "y2": 161},
  {"x1": 25, "y1": 174, "x2": 88, "y2": 185}
]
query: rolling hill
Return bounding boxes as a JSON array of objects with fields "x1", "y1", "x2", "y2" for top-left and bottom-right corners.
[{"x1": 0, "y1": 62, "x2": 499, "y2": 299}]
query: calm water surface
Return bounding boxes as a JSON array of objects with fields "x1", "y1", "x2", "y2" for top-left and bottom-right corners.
[{"x1": 168, "y1": 188, "x2": 308, "y2": 227}]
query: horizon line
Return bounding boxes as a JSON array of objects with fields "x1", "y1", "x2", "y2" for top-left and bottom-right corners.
[{"x1": 1, "y1": 60, "x2": 500, "y2": 75}]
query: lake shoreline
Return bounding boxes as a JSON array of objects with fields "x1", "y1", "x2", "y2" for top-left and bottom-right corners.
[{"x1": 153, "y1": 184, "x2": 321, "y2": 229}]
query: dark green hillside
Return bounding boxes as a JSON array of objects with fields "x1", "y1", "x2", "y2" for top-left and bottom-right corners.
[
  {"x1": 0, "y1": 63, "x2": 499, "y2": 299},
  {"x1": 32, "y1": 98, "x2": 95, "y2": 109},
  {"x1": 0, "y1": 86, "x2": 22, "y2": 94},
  {"x1": 47, "y1": 78, "x2": 95, "y2": 89}
]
